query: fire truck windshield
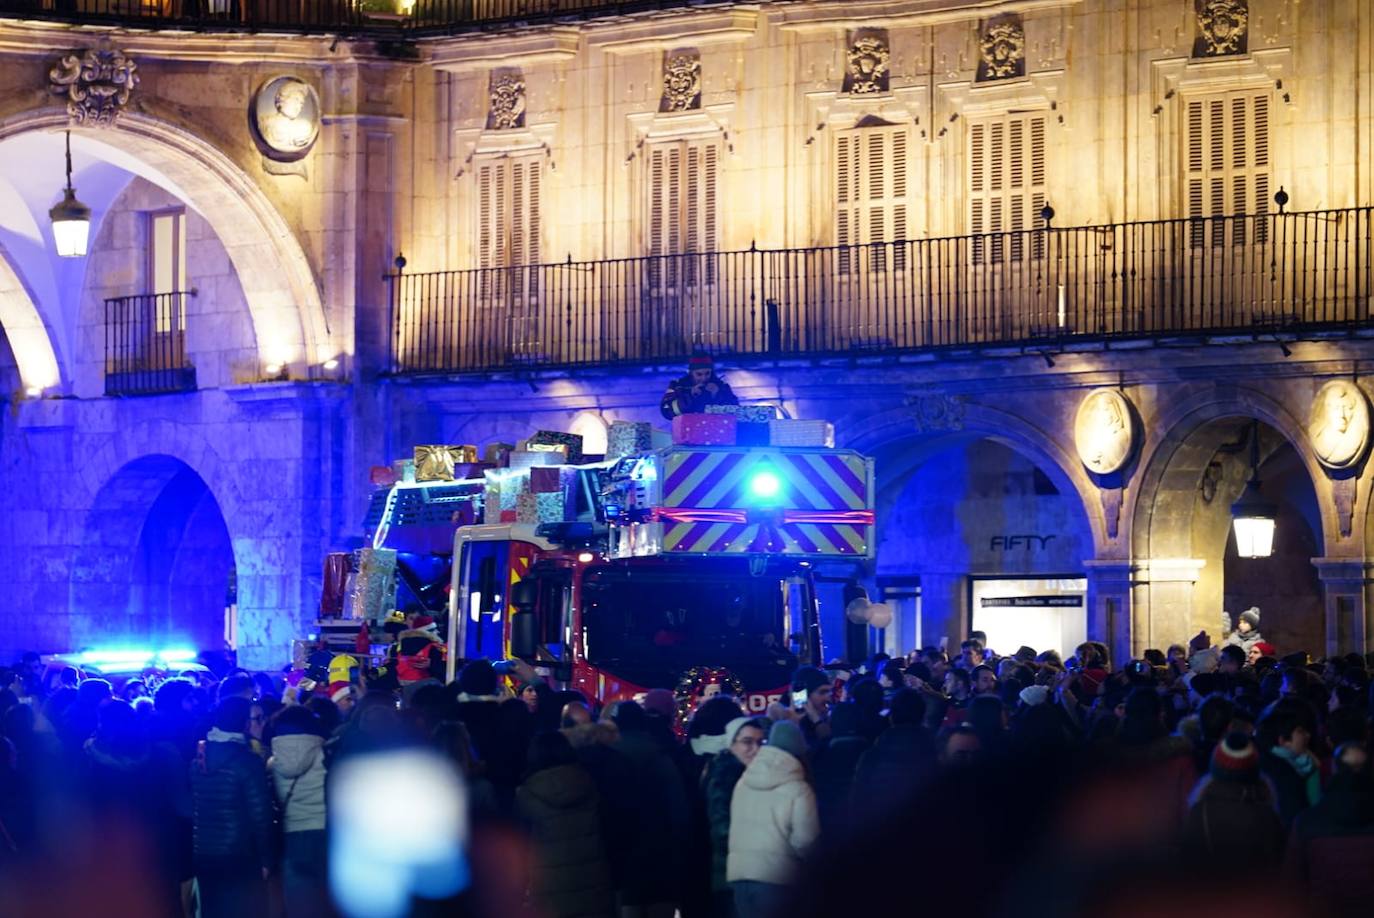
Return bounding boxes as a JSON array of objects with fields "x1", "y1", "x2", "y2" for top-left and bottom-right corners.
[{"x1": 581, "y1": 562, "x2": 802, "y2": 691}]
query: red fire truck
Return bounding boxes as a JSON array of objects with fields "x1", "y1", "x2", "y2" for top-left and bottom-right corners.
[{"x1": 445, "y1": 440, "x2": 875, "y2": 713}]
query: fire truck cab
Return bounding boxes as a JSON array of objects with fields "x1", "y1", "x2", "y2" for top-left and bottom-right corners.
[{"x1": 447, "y1": 441, "x2": 874, "y2": 712}]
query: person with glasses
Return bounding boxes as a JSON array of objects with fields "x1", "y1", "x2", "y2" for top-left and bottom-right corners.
[{"x1": 704, "y1": 717, "x2": 767, "y2": 917}]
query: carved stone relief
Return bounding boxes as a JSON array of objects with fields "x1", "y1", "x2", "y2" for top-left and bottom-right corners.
[
  {"x1": 843, "y1": 30, "x2": 890, "y2": 95},
  {"x1": 49, "y1": 49, "x2": 139, "y2": 127},
  {"x1": 976, "y1": 15, "x2": 1026, "y2": 82},
  {"x1": 486, "y1": 69, "x2": 527, "y2": 131},
  {"x1": 1193, "y1": 0, "x2": 1249, "y2": 58},
  {"x1": 907, "y1": 393, "x2": 965, "y2": 433},
  {"x1": 251, "y1": 76, "x2": 321, "y2": 161},
  {"x1": 660, "y1": 51, "x2": 702, "y2": 113},
  {"x1": 1308, "y1": 380, "x2": 1371, "y2": 472},
  {"x1": 1074, "y1": 389, "x2": 1136, "y2": 475}
]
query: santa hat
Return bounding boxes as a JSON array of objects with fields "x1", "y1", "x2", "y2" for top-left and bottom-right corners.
[
  {"x1": 328, "y1": 682, "x2": 355, "y2": 704},
  {"x1": 1211, "y1": 731, "x2": 1260, "y2": 781},
  {"x1": 412, "y1": 615, "x2": 438, "y2": 634},
  {"x1": 688, "y1": 353, "x2": 714, "y2": 370}
]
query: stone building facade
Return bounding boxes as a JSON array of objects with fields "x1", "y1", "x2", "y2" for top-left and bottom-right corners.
[{"x1": 0, "y1": 0, "x2": 1372, "y2": 666}]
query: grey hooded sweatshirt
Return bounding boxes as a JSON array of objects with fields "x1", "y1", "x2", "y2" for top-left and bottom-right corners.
[{"x1": 269, "y1": 733, "x2": 327, "y2": 833}]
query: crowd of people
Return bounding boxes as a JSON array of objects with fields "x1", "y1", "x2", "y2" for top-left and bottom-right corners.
[{"x1": 0, "y1": 606, "x2": 1372, "y2": 918}]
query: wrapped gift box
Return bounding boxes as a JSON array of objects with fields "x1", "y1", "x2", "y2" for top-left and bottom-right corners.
[
  {"x1": 500, "y1": 510, "x2": 518, "y2": 523},
  {"x1": 515, "y1": 490, "x2": 540, "y2": 524},
  {"x1": 529, "y1": 466, "x2": 565, "y2": 493},
  {"x1": 768, "y1": 419, "x2": 835, "y2": 448},
  {"x1": 370, "y1": 465, "x2": 397, "y2": 487},
  {"x1": 528, "y1": 430, "x2": 584, "y2": 464},
  {"x1": 672, "y1": 412, "x2": 737, "y2": 446},
  {"x1": 706, "y1": 404, "x2": 777, "y2": 423},
  {"x1": 510, "y1": 450, "x2": 566, "y2": 471},
  {"x1": 347, "y1": 548, "x2": 397, "y2": 620},
  {"x1": 484, "y1": 442, "x2": 516, "y2": 467},
  {"x1": 391, "y1": 459, "x2": 416, "y2": 483},
  {"x1": 453, "y1": 462, "x2": 494, "y2": 481},
  {"x1": 608, "y1": 420, "x2": 654, "y2": 459},
  {"x1": 535, "y1": 491, "x2": 567, "y2": 523},
  {"x1": 320, "y1": 552, "x2": 351, "y2": 616},
  {"x1": 736, "y1": 421, "x2": 770, "y2": 447},
  {"x1": 415, "y1": 445, "x2": 480, "y2": 481}
]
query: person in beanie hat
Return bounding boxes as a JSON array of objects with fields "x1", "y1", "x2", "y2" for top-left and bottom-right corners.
[
  {"x1": 1224, "y1": 606, "x2": 1265, "y2": 653},
  {"x1": 659, "y1": 352, "x2": 739, "y2": 419},
  {"x1": 1182, "y1": 731, "x2": 1285, "y2": 866},
  {"x1": 726, "y1": 719, "x2": 818, "y2": 918},
  {"x1": 267, "y1": 705, "x2": 329, "y2": 918},
  {"x1": 702, "y1": 717, "x2": 767, "y2": 914},
  {"x1": 791, "y1": 666, "x2": 833, "y2": 750}
]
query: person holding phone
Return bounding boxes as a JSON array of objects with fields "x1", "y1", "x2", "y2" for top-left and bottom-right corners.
[{"x1": 790, "y1": 667, "x2": 833, "y2": 750}]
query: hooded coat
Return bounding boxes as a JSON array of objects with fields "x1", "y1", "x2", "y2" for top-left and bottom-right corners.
[
  {"x1": 703, "y1": 750, "x2": 746, "y2": 892},
  {"x1": 725, "y1": 746, "x2": 819, "y2": 885},
  {"x1": 270, "y1": 733, "x2": 327, "y2": 834},
  {"x1": 190, "y1": 731, "x2": 275, "y2": 871},
  {"x1": 516, "y1": 763, "x2": 615, "y2": 918}
]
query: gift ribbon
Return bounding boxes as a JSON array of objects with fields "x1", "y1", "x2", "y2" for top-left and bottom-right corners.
[{"x1": 653, "y1": 507, "x2": 874, "y2": 526}]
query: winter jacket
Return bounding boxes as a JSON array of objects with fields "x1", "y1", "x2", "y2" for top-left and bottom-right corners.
[
  {"x1": 1223, "y1": 628, "x2": 1264, "y2": 653},
  {"x1": 1284, "y1": 777, "x2": 1374, "y2": 908},
  {"x1": 659, "y1": 373, "x2": 739, "y2": 419},
  {"x1": 702, "y1": 750, "x2": 746, "y2": 891},
  {"x1": 396, "y1": 629, "x2": 445, "y2": 683},
  {"x1": 191, "y1": 730, "x2": 275, "y2": 871},
  {"x1": 1183, "y1": 777, "x2": 1285, "y2": 867},
  {"x1": 270, "y1": 733, "x2": 327, "y2": 834},
  {"x1": 725, "y1": 746, "x2": 819, "y2": 885},
  {"x1": 851, "y1": 724, "x2": 936, "y2": 817},
  {"x1": 517, "y1": 763, "x2": 615, "y2": 918},
  {"x1": 613, "y1": 730, "x2": 691, "y2": 903},
  {"x1": 1261, "y1": 748, "x2": 1320, "y2": 828},
  {"x1": 811, "y1": 735, "x2": 870, "y2": 834}
]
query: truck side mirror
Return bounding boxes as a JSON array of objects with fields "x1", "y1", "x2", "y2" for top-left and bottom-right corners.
[
  {"x1": 511, "y1": 580, "x2": 537, "y2": 611},
  {"x1": 511, "y1": 611, "x2": 538, "y2": 660}
]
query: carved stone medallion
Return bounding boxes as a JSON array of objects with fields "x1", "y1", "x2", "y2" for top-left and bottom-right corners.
[
  {"x1": 660, "y1": 51, "x2": 702, "y2": 113},
  {"x1": 251, "y1": 76, "x2": 321, "y2": 160},
  {"x1": 1074, "y1": 389, "x2": 1135, "y2": 475},
  {"x1": 49, "y1": 49, "x2": 139, "y2": 127},
  {"x1": 907, "y1": 393, "x2": 965, "y2": 433},
  {"x1": 843, "y1": 31, "x2": 890, "y2": 95},
  {"x1": 977, "y1": 16, "x2": 1026, "y2": 82},
  {"x1": 1194, "y1": 0, "x2": 1249, "y2": 57},
  {"x1": 487, "y1": 69, "x2": 526, "y2": 131},
  {"x1": 1308, "y1": 380, "x2": 1370, "y2": 472}
]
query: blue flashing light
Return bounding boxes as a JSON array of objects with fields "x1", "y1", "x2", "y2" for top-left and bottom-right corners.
[
  {"x1": 76, "y1": 647, "x2": 198, "y2": 669},
  {"x1": 748, "y1": 468, "x2": 783, "y2": 501}
]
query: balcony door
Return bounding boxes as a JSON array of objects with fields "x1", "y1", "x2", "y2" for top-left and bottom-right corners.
[
  {"x1": 1183, "y1": 90, "x2": 1275, "y2": 325},
  {"x1": 476, "y1": 152, "x2": 543, "y2": 359},
  {"x1": 643, "y1": 136, "x2": 720, "y2": 356},
  {"x1": 834, "y1": 120, "x2": 911, "y2": 348},
  {"x1": 145, "y1": 209, "x2": 187, "y2": 372},
  {"x1": 966, "y1": 112, "x2": 1049, "y2": 340}
]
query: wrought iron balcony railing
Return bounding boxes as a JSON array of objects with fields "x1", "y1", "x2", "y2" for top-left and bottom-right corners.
[
  {"x1": 0, "y1": 0, "x2": 693, "y2": 34},
  {"x1": 388, "y1": 207, "x2": 1374, "y2": 375},
  {"x1": 105, "y1": 290, "x2": 197, "y2": 396}
]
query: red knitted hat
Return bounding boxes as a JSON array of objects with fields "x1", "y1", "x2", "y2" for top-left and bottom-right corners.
[
  {"x1": 1254, "y1": 641, "x2": 1278, "y2": 658},
  {"x1": 1211, "y1": 731, "x2": 1259, "y2": 781}
]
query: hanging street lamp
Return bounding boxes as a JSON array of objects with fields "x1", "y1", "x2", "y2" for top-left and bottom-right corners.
[
  {"x1": 49, "y1": 130, "x2": 91, "y2": 258},
  {"x1": 1231, "y1": 421, "x2": 1277, "y2": 559}
]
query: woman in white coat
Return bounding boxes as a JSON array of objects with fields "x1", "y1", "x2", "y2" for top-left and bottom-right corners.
[{"x1": 726, "y1": 719, "x2": 820, "y2": 918}]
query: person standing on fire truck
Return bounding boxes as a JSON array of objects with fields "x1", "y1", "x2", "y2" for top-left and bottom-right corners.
[{"x1": 660, "y1": 353, "x2": 739, "y2": 419}]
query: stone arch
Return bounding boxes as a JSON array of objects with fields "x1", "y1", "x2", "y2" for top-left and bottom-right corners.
[
  {"x1": 0, "y1": 236, "x2": 61, "y2": 390},
  {"x1": 0, "y1": 107, "x2": 332, "y2": 379},
  {"x1": 70, "y1": 454, "x2": 235, "y2": 654},
  {"x1": 1129, "y1": 385, "x2": 1329, "y2": 654},
  {"x1": 840, "y1": 402, "x2": 1101, "y2": 656}
]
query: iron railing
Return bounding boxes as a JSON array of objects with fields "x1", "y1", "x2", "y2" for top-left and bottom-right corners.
[
  {"x1": 0, "y1": 0, "x2": 692, "y2": 33},
  {"x1": 389, "y1": 207, "x2": 1374, "y2": 374},
  {"x1": 105, "y1": 291, "x2": 198, "y2": 396}
]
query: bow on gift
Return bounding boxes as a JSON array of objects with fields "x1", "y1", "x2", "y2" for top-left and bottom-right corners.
[{"x1": 653, "y1": 506, "x2": 875, "y2": 552}]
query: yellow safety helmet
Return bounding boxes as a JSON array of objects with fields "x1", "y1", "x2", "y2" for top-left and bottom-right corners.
[
  {"x1": 385, "y1": 610, "x2": 406, "y2": 625},
  {"x1": 328, "y1": 653, "x2": 359, "y2": 684}
]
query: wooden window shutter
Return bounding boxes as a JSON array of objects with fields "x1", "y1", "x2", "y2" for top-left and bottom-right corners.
[
  {"x1": 1183, "y1": 89, "x2": 1274, "y2": 248},
  {"x1": 835, "y1": 123, "x2": 911, "y2": 274},
  {"x1": 969, "y1": 113, "x2": 1047, "y2": 264},
  {"x1": 647, "y1": 137, "x2": 722, "y2": 287}
]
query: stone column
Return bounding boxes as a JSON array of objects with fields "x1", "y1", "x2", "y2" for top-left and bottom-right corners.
[
  {"x1": 1083, "y1": 560, "x2": 1134, "y2": 669},
  {"x1": 918, "y1": 572, "x2": 968, "y2": 653},
  {"x1": 1312, "y1": 558, "x2": 1374, "y2": 657},
  {"x1": 1131, "y1": 558, "x2": 1206, "y2": 657}
]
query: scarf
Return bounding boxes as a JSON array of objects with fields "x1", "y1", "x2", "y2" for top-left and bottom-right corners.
[{"x1": 1272, "y1": 745, "x2": 1322, "y2": 805}]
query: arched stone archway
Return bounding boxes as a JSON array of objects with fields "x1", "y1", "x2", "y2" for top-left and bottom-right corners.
[
  {"x1": 70, "y1": 455, "x2": 235, "y2": 654},
  {"x1": 1131, "y1": 392, "x2": 1328, "y2": 657},
  {"x1": 0, "y1": 108, "x2": 333, "y2": 385},
  {"x1": 0, "y1": 237, "x2": 60, "y2": 390}
]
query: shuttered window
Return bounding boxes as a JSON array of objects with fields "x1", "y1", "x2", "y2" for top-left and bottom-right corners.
[
  {"x1": 646, "y1": 137, "x2": 719, "y2": 287},
  {"x1": 476, "y1": 152, "x2": 542, "y2": 299},
  {"x1": 1185, "y1": 90, "x2": 1271, "y2": 246},
  {"x1": 835, "y1": 124, "x2": 909, "y2": 275},
  {"x1": 968, "y1": 113, "x2": 1047, "y2": 264}
]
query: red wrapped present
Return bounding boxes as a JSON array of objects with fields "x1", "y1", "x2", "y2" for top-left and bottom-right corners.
[
  {"x1": 672, "y1": 413, "x2": 737, "y2": 446},
  {"x1": 370, "y1": 465, "x2": 397, "y2": 487},
  {"x1": 500, "y1": 510, "x2": 518, "y2": 523}
]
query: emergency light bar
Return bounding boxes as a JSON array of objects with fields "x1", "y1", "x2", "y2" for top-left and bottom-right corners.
[{"x1": 76, "y1": 647, "x2": 198, "y2": 669}]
